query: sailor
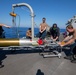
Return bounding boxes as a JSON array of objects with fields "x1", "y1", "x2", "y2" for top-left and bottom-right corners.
[
  {"x1": 58, "y1": 25, "x2": 76, "y2": 59},
  {"x1": 50, "y1": 23, "x2": 60, "y2": 41},
  {"x1": 26, "y1": 28, "x2": 32, "y2": 39},
  {"x1": 36, "y1": 17, "x2": 50, "y2": 40},
  {"x1": 0, "y1": 24, "x2": 11, "y2": 38},
  {"x1": 0, "y1": 24, "x2": 10, "y2": 68}
]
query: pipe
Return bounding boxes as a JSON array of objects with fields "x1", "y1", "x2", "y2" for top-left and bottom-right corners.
[{"x1": 12, "y1": 3, "x2": 35, "y2": 40}]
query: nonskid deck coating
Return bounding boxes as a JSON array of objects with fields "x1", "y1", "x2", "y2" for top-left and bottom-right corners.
[{"x1": 0, "y1": 48, "x2": 76, "y2": 75}]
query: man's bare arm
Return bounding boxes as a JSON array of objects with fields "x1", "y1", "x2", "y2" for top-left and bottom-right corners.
[
  {"x1": 63, "y1": 36, "x2": 71, "y2": 42},
  {"x1": 63, "y1": 38, "x2": 74, "y2": 46},
  {"x1": 0, "y1": 24, "x2": 11, "y2": 28}
]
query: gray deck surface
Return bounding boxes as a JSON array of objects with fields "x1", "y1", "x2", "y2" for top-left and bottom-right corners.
[
  {"x1": 0, "y1": 47, "x2": 76, "y2": 75},
  {"x1": 0, "y1": 34, "x2": 76, "y2": 75}
]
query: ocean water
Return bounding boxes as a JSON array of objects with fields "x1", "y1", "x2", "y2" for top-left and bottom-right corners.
[{"x1": 3, "y1": 27, "x2": 66, "y2": 38}]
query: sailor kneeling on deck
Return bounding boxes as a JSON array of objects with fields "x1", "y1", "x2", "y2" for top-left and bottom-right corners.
[
  {"x1": 58, "y1": 25, "x2": 76, "y2": 60},
  {"x1": 50, "y1": 23, "x2": 60, "y2": 41}
]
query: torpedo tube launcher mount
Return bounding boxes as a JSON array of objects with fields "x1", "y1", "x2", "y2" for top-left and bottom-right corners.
[{"x1": 0, "y1": 38, "x2": 62, "y2": 59}]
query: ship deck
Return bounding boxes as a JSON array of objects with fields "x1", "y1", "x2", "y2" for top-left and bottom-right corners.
[{"x1": 0, "y1": 34, "x2": 76, "y2": 75}]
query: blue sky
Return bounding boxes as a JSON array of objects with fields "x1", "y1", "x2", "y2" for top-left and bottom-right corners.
[{"x1": 0, "y1": 0, "x2": 76, "y2": 28}]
